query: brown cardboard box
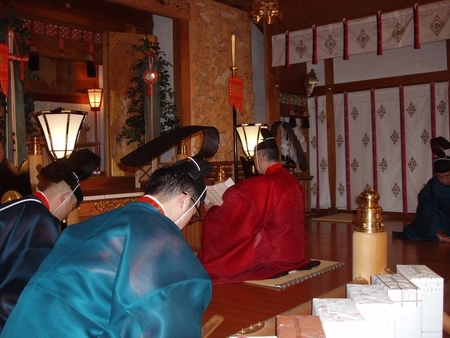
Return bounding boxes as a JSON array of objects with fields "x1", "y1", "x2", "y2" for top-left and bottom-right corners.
[{"x1": 277, "y1": 315, "x2": 326, "y2": 338}]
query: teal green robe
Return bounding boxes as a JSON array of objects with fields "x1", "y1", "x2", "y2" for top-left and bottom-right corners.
[{"x1": 1, "y1": 201, "x2": 211, "y2": 337}]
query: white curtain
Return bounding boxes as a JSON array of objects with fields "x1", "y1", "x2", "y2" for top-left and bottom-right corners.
[
  {"x1": 307, "y1": 82, "x2": 449, "y2": 213},
  {"x1": 373, "y1": 87, "x2": 403, "y2": 212},
  {"x1": 309, "y1": 95, "x2": 330, "y2": 210}
]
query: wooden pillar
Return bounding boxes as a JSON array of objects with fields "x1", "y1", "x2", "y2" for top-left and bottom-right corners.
[
  {"x1": 173, "y1": 19, "x2": 191, "y2": 128},
  {"x1": 263, "y1": 23, "x2": 279, "y2": 126},
  {"x1": 324, "y1": 58, "x2": 337, "y2": 213}
]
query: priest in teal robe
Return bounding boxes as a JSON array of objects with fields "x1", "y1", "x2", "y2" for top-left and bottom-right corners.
[{"x1": 1, "y1": 158, "x2": 212, "y2": 337}]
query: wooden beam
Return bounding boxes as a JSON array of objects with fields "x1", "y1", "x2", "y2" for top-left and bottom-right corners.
[
  {"x1": 105, "y1": 0, "x2": 190, "y2": 21},
  {"x1": 12, "y1": 0, "x2": 154, "y2": 33},
  {"x1": 27, "y1": 91, "x2": 89, "y2": 104},
  {"x1": 313, "y1": 69, "x2": 450, "y2": 96}
]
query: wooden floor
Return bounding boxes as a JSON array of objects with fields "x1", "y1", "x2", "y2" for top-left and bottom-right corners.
[{"x1": 201, "y1": 214, "x2": 450, "y2": 337}]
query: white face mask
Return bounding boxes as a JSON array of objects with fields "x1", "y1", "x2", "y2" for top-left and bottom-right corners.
[
  {"x1": 52, "y1": 184, "x2": 79, "y2": 216},
  {"x1": 174, "y1": 186, "x2": 206, "y2": 225}
]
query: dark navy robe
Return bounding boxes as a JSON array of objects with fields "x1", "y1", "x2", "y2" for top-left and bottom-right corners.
[
  {"x1": 0, "y1": 195, "x2": 60, "y2": 331},
  {"x1": 392, "y1": 176, "x2": 450, "y2": 241}
]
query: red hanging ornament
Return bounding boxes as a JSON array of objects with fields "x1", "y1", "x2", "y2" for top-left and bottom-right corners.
[
  {"x1": 312, "y1": 25, "x2": 318, "y2": 65},
  {"x1": 143, "y1": 69, "x2": 158, "y2": 96},
  {"x1": 229, "y1": 73, "x2": 243, "y2": 114},
  {"x1": 143, "y1": 54, "x2": 158, "y2": 97},
  {"x1": 377, "y1": 11, "x2": 383, "y2": 55},
  {"x1": 343, "y1": 19, "x2": 349, "y2": 60},
  {"x1": 413, "y1": 3, "x2": 420, "y2": 49}
]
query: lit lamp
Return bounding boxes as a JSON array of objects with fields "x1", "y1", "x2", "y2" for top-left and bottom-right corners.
[
  {"x1": 235, "y1": 123, "x2": 269, "y2": 180},
  {"x1": 87, "y1": 88, "x2": 103, "y2": 161},
  {"x1": 250, "y1": 0, "x2": 283, "y2": 25},
  {"x1": 35, "y1": 109, "x2": 87, "y2": 160},
  {"x1": 87, "y1": 88, "x2": 103, "y2": 111},
  {"x1": 305, "y1": 69, "x2": 319, "y2": 97},
  {"x1": 35, "y1": 109, "x2": 86, "y2": 225}
]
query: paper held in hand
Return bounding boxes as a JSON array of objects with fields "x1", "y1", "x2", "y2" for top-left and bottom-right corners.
[{"x1": 205, "y1": 178, "x2": 235, "y2": 206}]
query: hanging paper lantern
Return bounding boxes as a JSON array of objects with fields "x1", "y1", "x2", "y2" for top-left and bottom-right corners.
[
  {"x1": 301, "y1": 110, "x2": 310, "y2": 129},
  {"x1": 289, "y1": 109, "x2": 297, "y2": 128},
  {"x1": 28, "y1": 45, "x2": 39, "y2": 71},
  {"x1": 86, "y1": 54, "x2": 96, "y2": 77}
]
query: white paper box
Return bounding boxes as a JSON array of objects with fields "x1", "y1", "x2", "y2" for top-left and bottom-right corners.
[
  {"x1": 371, "y1": 273, "x2": 422, "y2": 338},
  {"x1": 397, "y1": 265, "x2": 443, "y2": 337},
  {"x1": 346, "y1": 284, "x2": 395, "y2": 338},
  {"x1": 312, "y1": 298, "x2": 367, "y2": 338}
]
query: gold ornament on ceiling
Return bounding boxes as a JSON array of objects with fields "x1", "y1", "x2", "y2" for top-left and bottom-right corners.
[{"x1": 250, "y1": 0, "x2": 283, "y2": 25}]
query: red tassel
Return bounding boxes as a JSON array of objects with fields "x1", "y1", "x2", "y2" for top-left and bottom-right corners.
[
  {"x1": 229, "y1": 74, "x2": 243, "y2": 114},
  {"x1": 285, "y1": 31, "x2": 290, "y2": 69},
  {"x1": 147, "y1": 83, "x2": 153, "y2": 97},
  {"x1": 343, "y1": 19, "x2": 349, "y2": 60},
  {"x1": 0, "y1": 43, "x2": 8, "y2": 97},
  {"x1": 312, "y1": 25, "x2": 318, "y2": 64},
  {"x1": 377, "y1": 11, "x2": 383, "y2": 55},
  {"x1": 414, "y1": 3, "x2": 420, "y2": 49}
]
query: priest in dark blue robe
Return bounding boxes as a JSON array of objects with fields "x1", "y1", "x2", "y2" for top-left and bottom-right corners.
[
  {"x1": 393, "y1": 137, "x2": 450, "y2": 242},
  {"x1": 0, "y1": 149, "x2": 99, "y2": 331}
]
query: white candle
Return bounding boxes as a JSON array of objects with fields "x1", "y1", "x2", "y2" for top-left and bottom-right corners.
[{"x1": 231, "y1": 34, "x2": 236, "y2": 67}]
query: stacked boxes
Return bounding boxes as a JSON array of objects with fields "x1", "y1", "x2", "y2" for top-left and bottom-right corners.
[
  {"x1": 235, "y1": 265, "x2": 442, "y2": 338},
  {"x1": 397, "y1": 265, "x2": 444, "y2": 338},
  {"x1": 371, "y1": 273, "x2": 422, "y2": 337},
  {"x1": 346, "y1": 284, "x2": 395, "y2": 338},
  {"x1": 312, "y1": 298, "x2": 367, "y2": 338},
  {"x1": 276, "y1": 315, "x2": 326, "y2": 338}
]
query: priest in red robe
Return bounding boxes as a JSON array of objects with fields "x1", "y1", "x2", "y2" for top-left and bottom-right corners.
[{"x1": 197, "y1": 129, "x2": 311, "y2": 284}]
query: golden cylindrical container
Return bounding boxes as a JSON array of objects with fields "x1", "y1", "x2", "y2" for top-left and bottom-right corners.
[
  {"x1": 352, "y1": 189, "x2": 387, "y2": 282},
  {"x1": 175, "y1": 140, "x2": 188, "y2": 161},
  {"x1": 28, "y1": 136, "x2": 44, "y2": 193}
]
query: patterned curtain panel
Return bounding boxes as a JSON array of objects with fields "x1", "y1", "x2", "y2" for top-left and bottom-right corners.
[
  {"x1": 308, "y1": 82, "x2": 449, "y2": 213},
  {"x1": 273, "y1": 1, "x2": 450, "y2": 67},
  {"x1": 309, "y1": 95, "x2": 331, "y2": 211},
  {"x1": 373, "y1": 87, "x2": 403, "y2": 213}
]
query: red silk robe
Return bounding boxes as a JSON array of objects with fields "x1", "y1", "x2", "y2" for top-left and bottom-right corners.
[{"x1": 197, "y1": 163, "x2": 311, "y2": 284}]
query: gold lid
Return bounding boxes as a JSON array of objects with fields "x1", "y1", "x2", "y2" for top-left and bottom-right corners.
[{"x1": 355, "y1": 189, "x2": 385, "y2": 233}]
